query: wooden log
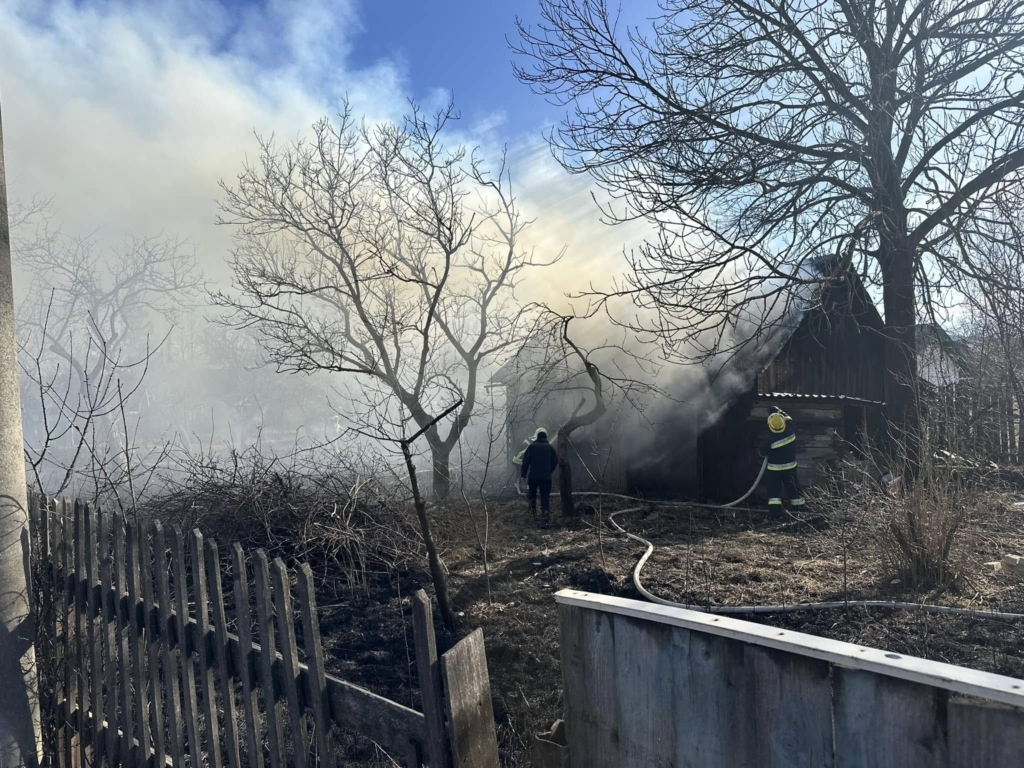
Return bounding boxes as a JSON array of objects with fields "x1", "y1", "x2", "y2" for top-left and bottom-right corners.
[
  {"x1": 254, "y1": 551, "x2": 286, "y2": 768},
  {"x1": 411, "y1": 590, "x2": 449, "y2": 768},
  {"x1": 205, "y1": 539, "x2": 242, "y2": 768},
  {"x1": 231, "y1": 544, "x2": 264, "y2": 768},
  {"x1": 100, "y1": 511, "x2": 119, "y2": 767},
  {"x1": 86, "y1": 504, "x2": 106, "y2": 766},
  {"x1": 126, "y1": 523, "x2": 152, "y2": 768},
  {"x1": 143, "y1": 524, "x2": 167, "y2": 768},
  {"x1": 271, "y1": 559, "x2": 310, "y2": 768},
  {"x1": 153, "y1": 523, "x2": 184, "y2": 768},
  {"x1": 170, "y1": 527, "x2": 202, "y2": 768},
  {"x1": 439, "y1": 629, "x2": 499, "y2": 768},
  {"x1": 833, "y1": 667, "x2": 948, "y2": 768},
  {"x1": 296, "y1": 563, "x2": 332, "y2": 767},
  {"x1": 114, "y1": 518, "x2": 133, "y2": 768},
  {"x1": 191, "y1": 529, "x2": 223, "y2": 768},
  {"x1": 75, "y1": 501, "x2": 89, "y2": 768}
]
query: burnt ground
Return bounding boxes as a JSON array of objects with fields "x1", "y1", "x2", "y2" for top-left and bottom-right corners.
[{"x1": 314, "y1": 496, "x2": 1024, "y2": 767}]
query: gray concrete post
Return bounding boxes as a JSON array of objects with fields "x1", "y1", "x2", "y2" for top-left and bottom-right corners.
[{"x1": 0, "y1": 94, "x2": 41, "y2": 766}]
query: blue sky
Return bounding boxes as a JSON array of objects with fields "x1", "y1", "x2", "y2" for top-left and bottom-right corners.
[{"x1": 0, "y1": 0, "x2": 658, "y2": 307}]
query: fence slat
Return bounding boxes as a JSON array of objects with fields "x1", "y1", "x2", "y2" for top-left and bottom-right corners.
[
  {"x1": 44, "y1": 497, "x2": 62, "y2": 768},
  {"x1": 75, "y1": 501, "x2": 88, "y2": 768},
  {"x1": 99, "y1": 511, "x2": 119, "y2": 767},
  {"x1": 126, "y1": 523, "x2": 152, "y2": 768},
  {"x1": 412, "y1": 591, "x2": 449, "y2": 768},
  {"x1": 60, "y1": 501, "x2": 75, "y2": 768},
  {"x1": 272, "y1": 558, "x2": 310, "y2": 768},
  {"x1": 440, "y1": 629, "x2": 500, "y2": 768},
  {"x1": 154, "y1": 523, "x2": 184, "y2": 768},
  {"x1": 191, "y1": 529, "x2": 223, "y2": 768},
  {"x1": 206, "y1": 539, "x2": 242, "y2": 768},
  {"x1": 143, "y1": 524, "x2": 166, "y2": 768},
  {"x1": 255, "y1": 551, "x2": 286, "y2": 768},
  {"x1": 36, "y1": 493, "x2": 53, "y2": 767},
  {"x1": 170, "y1": 527, "x2": 202, "y2": 768},
  {"x1": 231, "y1": 544, "x2": 264, "y2": 768},
  {"x1": 114, "y1": 519, "x2": 133, "y2": 768},
  {"x1": 86, "y1": 504, "x2": 105, "y2": 766},
  {"x1": 296, "y1": 564, "x2": 332, "y2": 767}
]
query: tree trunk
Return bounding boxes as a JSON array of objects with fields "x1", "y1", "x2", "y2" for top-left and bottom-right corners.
[
  {"x1": 555, "y1": 430, "x2": 575, "y2": 518},
  {"x1": 880, "y1": 245, "x2": 921, "y2": 469},
  {"x1": 401, "y1": 441, "x2": 457, "y2": 633},
  {"x1": 0, "y1": 98, "x2": 41, "y2": 767},
  {"x1": 430, "y1": 446, "x2": 451, "y2": 501}
]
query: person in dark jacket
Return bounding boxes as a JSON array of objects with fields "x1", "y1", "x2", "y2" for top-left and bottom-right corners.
[
  {"x1": 763, "y1": 411, "x2": 805, "y2": 512},
  {"x1": 520, "y1": 429, "x2": 559, "y2": 526}
]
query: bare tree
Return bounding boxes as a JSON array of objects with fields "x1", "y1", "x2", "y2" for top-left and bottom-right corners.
[
  {"x1": 13, "y1": 203, "x2": 200, "y2": 499},
  {"x1": 216, "y1": 102, "x2": 554, "y2": 497},
  {"x1": 515, "y1": 0, "x2": 1024, "y2": 455},
  {"x1": 506, "y1": 312, "x2": 659, "y2": 517}
]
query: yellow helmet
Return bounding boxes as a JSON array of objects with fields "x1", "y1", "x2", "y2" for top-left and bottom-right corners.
[{"x1": 767, "y1": 412, "x2": 788, "y2": 434}]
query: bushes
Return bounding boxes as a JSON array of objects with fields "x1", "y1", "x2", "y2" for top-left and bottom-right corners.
[{"x1": 142, "y1": 441, "x2": 418, "y2": 597}]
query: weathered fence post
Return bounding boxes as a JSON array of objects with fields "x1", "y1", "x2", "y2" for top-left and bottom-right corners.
[
  {"x1": 412, "y1": 590, "x2": 448, "y2": 768},
  {"x1": 411, "y1": 590, "x2": 500, "y2": 768}
]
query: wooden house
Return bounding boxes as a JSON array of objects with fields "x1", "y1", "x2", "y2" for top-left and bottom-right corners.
[
  {"x1": 699, "y1": 271, "x2": 887, "y2": 501},
  {"x1": 493, "y1": 269, "x2": 891, "y2": 500}
]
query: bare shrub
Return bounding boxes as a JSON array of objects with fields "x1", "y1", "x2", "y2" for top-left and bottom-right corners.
[
  {"x1": 144, "y1": 438, "x2": 415, "y2": 598},
  {"x1": 823, "y1": 431, "x2": 995, "y2": 591}
]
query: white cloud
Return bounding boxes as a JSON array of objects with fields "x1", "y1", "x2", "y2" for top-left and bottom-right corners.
[{"x1": 0, "y1": 0, "x2": 651, "y2": 311}]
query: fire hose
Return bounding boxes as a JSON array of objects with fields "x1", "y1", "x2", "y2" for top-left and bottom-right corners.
[{"x1": 572, "y1": 459, "x2": 1024, "y2": 621}]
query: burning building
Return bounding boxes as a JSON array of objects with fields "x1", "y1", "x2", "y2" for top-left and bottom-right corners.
[{"x1": 494, "y1": 269, "x2": 900, "y2": 501}]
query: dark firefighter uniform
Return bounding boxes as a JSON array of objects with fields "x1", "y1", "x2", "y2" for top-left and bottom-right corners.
[
  {"x1": 520, "y1": 429, "x2": 559, "y2": 523},
  {"x1": 764, "y1": 412, "x2": 805, "y2": 509}
]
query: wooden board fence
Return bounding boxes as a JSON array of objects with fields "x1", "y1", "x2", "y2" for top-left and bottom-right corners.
[
  {"x1": 29, "y1": 496, "x2": 500, "y2": 768},
  {"x1": 556, "y1": 589, "x2": 1024, "y2": 768}
]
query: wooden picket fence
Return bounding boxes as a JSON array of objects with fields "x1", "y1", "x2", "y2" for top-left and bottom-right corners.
[{"x1": 29, "y1": 495, "x2": 500, "y2": 768}]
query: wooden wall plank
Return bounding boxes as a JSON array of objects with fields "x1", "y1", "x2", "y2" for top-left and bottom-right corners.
[
  {"x1": 557, "y1": 604, "x2": 620, "y2": 768},
  {"x1": 296, "y1": 563, "x2": 332, "y2": 767},
  {"x1": 206, "y1": 539, "x2": 242, "y2": 768},
  {"x1": 833, "y1": 667, "x2": 949, "y2": 768},
  {"x1": 126, "y1": 523, "x2": 152, "y2": 768},
  {"x1": 271, "y1": 558, "x2": 310, "y2": 768},
  {"x1": 254, "y1": 551, "x2": 286, "y2": 768},
  {"x1": 947, "y1": 698, "x2": 1024, "y2": 767},
  {"x1": 170, "y1": 527, "x2": 202, "y2": 768},
  {"x1": 191, "y1": 529, "x2": 223, "y2": 768},
  {"x1": 153, "y1": 523, "x2": 184, "y2": 768},
  {"x1": 439, "y1": 629, "x2": 499, "y2": 768},
  {"x1": 231, "y1": 544, "x2": 264, "y2": 768}
]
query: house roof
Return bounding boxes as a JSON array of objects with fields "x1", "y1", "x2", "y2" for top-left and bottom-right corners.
[{"x1": 757, "y1": 392, "x2": 884, "y2": 406}]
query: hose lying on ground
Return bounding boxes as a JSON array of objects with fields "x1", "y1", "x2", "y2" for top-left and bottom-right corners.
[{"x1": 602, "y1": 505, "x2": 1024, "y2": 621}]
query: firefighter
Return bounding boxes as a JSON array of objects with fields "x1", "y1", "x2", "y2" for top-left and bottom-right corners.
[
  {"x1": 519, "y1": 428, "x2": 559, "y2": 527},
  {"x1": 764, "y1": 410, "x2": 805, "y2": 512}
]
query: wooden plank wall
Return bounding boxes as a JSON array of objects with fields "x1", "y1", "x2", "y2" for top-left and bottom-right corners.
[{"x1": 557, "y1": 592, "x2": 1024, "y2": 768}]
